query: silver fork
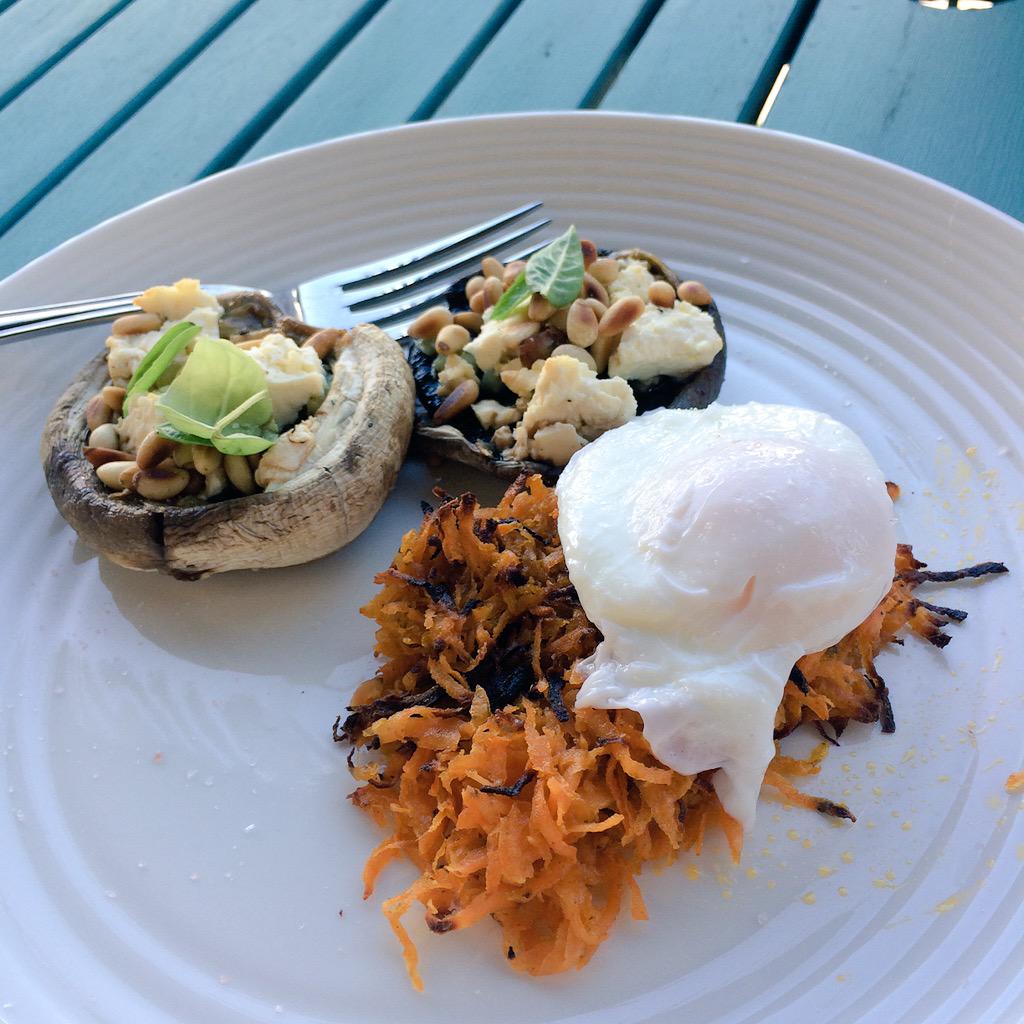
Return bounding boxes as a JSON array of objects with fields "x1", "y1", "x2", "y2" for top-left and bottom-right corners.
[{"x1": 0, "y1": 203, "x2": 550, "y2": 343}]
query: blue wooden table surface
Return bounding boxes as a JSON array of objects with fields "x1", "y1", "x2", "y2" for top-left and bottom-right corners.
[{"x1": 1, "y1": 0, "x2": 1022, "y2": 280}]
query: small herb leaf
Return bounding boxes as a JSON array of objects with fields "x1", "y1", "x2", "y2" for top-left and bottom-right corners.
[
  {"x1": 488, "y1": 270, "x2": 531, "y2": 322},
  {"x1": 525, "y1": 226, "x2": 584, "y2": 309},
  {"x1": 124, "y1": 322, "x2": 200, "y2": 409}
]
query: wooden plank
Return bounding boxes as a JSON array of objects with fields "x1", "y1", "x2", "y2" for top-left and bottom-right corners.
[
  {"x1": 0, "y1": 0, "x2": 244, "y2": 228},
  {"x1": 600, "y1": 0, "x2": 807, "y2": 120},
  {"x1": 0, "y1": 0, "x2": 124, "y2": 106},
  {"x1": 767, "y1": 0, "x2": 1024, "y2": 221},
  {"x1": 0, "y1": 0, "x2": 381, "y2": 278},
  {"x1": 434, "y1": 0, "x2": 653, "y2": 117},
  {"x1": 245, "y1": 0, "x2": 508, "y2": 162}
]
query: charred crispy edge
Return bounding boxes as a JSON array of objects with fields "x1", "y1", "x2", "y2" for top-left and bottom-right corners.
[
  {"x1": 789, "y1": 664, "x2": 810, "y2": 694},
  {"x1": 865, "y1": 663, "x2": 896, "y2": 734},
  {"x1": 817, "y1": 799, "x2": 856, "y2": 822},
  {"x1": 900, "y1": 561, "x2": 1008, "y2": 584},
  {"x1": 544, "y1": 674, "x2": 570, "y2": 723},
  {"x1": 480, "y1": 770, "x2": 536, "y2": 797},
  {"x1": 337, "y1": 683, "x2": 466, "y2": 743},
  {"x1": 916, "y1": 600, "x2": 969, "y2": 623}
]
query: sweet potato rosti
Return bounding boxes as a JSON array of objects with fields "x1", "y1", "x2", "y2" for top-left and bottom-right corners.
[{"x1": 336, "y1": 475, "x2": 1006, "y2": 989}]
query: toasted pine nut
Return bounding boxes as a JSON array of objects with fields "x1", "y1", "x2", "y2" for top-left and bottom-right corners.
[
  {"x1": 88, "y1": 423, "x2": 119, "y2": 449},
  {"x1": 580, "y1": 239, "x2": 598, "y2": 267},
  {"x1": 551, "y1": 343, "x2": 598, "y2": 371},
  {"x1": 589, "y1": 257, "x2": 619, "y2": 285},
  {"x1": 453, "y1": 311, "x2": 483, "y2": 333},
  {"x1": 677, "y1": 280, "x2": 712, "y2": 306},
  {"x1": 481, "y1": 256, "x2": 505, "y2": 280},
  {"x1": 566, "y1": 300, "x2": 599, "y2": 348},
  {"x1": 433, "y1": 378, "x2": 480, "y2": 423},
  {"x1": 547, "y1": 307, "x2": 569, "y2": 332},
  {"x1": 582, "y1": 273, "x2": 610, "y2": 306},
  {"x1": 192, "y1": 445, "x2": 223, "y2": 476},
  {"x1": 234, "y1": 338, "x2": 263, "y2": 350},
  {"x1": 582, "y1": 297, "x2": 607, "y2": 319},
  {"x1": 172, "y1": 444, "x2": 194, "y2": 468},
  {"x1": 408, "y1": 306, "x2": 453, "y2": 341},
  {"x1": 111, "y1": 312, "x2": 162, "y2": 336},
  {"x1": 482, "y1": 277, "x2": 504, "y2": 309},
  {"x1": 96, "y1": 460, "x2": 137, "y2": 488},
  {"x1": 100, "y1": 385, "x2": 127, "y2": 414},
  {"x1": 435, "y1": 324, "x2": 470, "y2": 356},
  {"x1": 136, "y1": 431, "x2": 176, "y2": 471},
  {"x1": 84, "y1": 446, "x2": 131, "y2": 468},
  {"x1": 85, "y1": 394, "x2": 113, "y2": 431},
  {"x1": 590, "y1": 334, "x2": 620, "y2": 375},
  {"x1": 599, "y1": 296, "x2": 645, "y2": 337},
  {"x1": 118, "y1": 462, "x2": 140, "y2": 489},
  {"x1": 502, "y1": 260, "x2": 527, "y2": 288},
  {"x1": 648, "y1": 281, "x2": 676, "y2": 308},
  {"x1": 302, "y1": 328, "x2": 343, "y2": 360},
  {"x1": 465, "y1": 275, "x2": 486, "y2": 299},
  {"x1": 528, "y1": 294, "x2": 555, "y2": 321},
  {"x1": 469, "y1": 290, "x2": 486, "y2": 314},
  {"x1": 203, "y1": 467, "x2": 227, "y2": 500},
  {"x1": 224, "y1": 454, "x2": 256, "y2": 495},
  {"x1": 134, "y1": 465, "x2": 190, "y2": 501}
]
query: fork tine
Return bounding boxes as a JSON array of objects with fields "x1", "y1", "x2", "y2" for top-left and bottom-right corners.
[
  {"x1": 347, "y1": 218, "x2": 550, "y2": 311},
  {"x1": 327, "y1": 202, "x2": 543, "y2": 288}
]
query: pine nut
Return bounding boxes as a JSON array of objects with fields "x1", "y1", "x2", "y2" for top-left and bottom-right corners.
[
  {"x1": 469, "y1": 291, "x2": 486, "y2": 314},
  {"x1": 84, "y1": 446, "x2": 131, "y2": 468},
  {"x1": 599, "y1": 296, "x2": 645, "y2": 337},
  {"x1": 203, "y1": 467, "x2": 227, "y2": 499},
  {"x1": 482, "y1": 277, "x2": 504, "y2": 309},
  {"x1": 589, "y1": 258, "x2": 619, "y2": 285},
  {"x1": 192, "y1": 445, "x2": 223, "y2": 476},
  {"x1": 582, "y1": 274, "x2": 610, "y2": 306},
  {"x1": 453, "y1": 311, "x2": 483, "y2": 333},
  {"x1": 528, "y1": 294, "x2": 555, "y2": 321},
  {"x1": 85, "y1": 394, "x2": 113, "y2": 431},
  {"x1": 580, "y1": 239, "x2": 598, "y2": 267},
  {"x1": 173, "y1": 444, "x2": 194, "y2": 468},
  {"x1": 481, "y1": 256, "x2": 505, "y2": 280},
  {"x1": 465, "y1": 275, "x2": 486, "y2": 299},
  {"x1": 503, "y1": 260, "x2": 526, "y2": 287},
  {"x1": 435, "y1": 323, "x2": 470, "y2": 355},
  {"x1": 134, "y1": 465, "x2": 190, "y2": 501},
  {"x1": 590, "y1": 334, "x2": 620, "y2": 375},
  {"x1": 547, "y1": 307, "x2": 569, "y2": 332},
  {"x1": 551, "y1": 343, "x2": 597, "y2": 371},
  {"x1": 96, "y1": 460, "x2": 137, "y2": 488},
  {"x1": 100, "y1": 385, "x2": 127, "y2": 413},
  {"x1": 302, "y1": 328, "x2": 343, "y2": 360},
  {"x1": 648, "y1": 281, "x2": 676, "y2": 308},
  {"x1": 677, "y1": 280, "x2": 712, "y2": 306},
  {"x1": 136, "y1": 431, "x2": 176, "y2": 471},
  {"x1": 566, "y1": 300, "x2": 599, "y2": 348},
  {"x1": 408, "y1": 306, "x2": 453, "y2": 341},
  {"x1": 582, "y1": 297, "x2": 607, "y2": 319},
  {"x1": 111, "y1": 312, "x2": 162, "y2": 336},
  {"x1": 119, "y1": 462, "x2": 140, "y2": 489},
  {"x1": 433, "y1": 378, "x2": 480, "y2": 423},
  {"x1": 88, "y1": 423, "x2": 119, "y2": 449},
  {"x1": 224, "y1": 454, "x2": 256, "y2": 495}
]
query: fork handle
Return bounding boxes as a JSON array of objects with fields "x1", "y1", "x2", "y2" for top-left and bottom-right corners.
[{"x1": 0, "y1": 293, "x2": 142, "y2": 343}]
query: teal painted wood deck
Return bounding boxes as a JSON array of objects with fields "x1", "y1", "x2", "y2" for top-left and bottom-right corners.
[{"x1": 1, "y1": 0, "x2": 1021, "y2": 278}]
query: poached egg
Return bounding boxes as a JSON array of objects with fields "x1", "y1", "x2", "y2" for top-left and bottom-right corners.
[{"x1": 556, "y1": 403, "x2": 897, "y2": 829}]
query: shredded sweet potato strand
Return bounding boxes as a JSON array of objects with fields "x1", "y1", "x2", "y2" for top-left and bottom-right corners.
[{"x1": 337, "y1": 475, "x2": 1002, "y2": 989}]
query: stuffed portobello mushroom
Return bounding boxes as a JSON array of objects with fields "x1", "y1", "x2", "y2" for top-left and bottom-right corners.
[
  {"x1": 405, "y1": 227, "x2": 727, "y2": 479},
  {"x1": 41, "y1": 279, "x2": 414, "y2": 579}
]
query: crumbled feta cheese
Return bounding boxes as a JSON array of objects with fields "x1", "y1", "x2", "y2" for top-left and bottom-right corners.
[
  {"x1": 507, "y1": 422, "x2": 530, "y2": 461},
  {"x1": 438, "y1": 354, "x2": 477, "y2": 396},
  {"x1": 116, "y1": 392, "x2": 162, "y2": 454},
  {"x1": 105, "y1": 304, "x2": 222, "y2": 386},
  {"x1": 522, "y1": 355, "x2": 636, "y2": 442},
  {"x1": 500, "y1": 358, "x2": 545, "y2": 398},
  {"x1": 463, "y1": 318, "x2": 539, "y2": 371},
  {"x1": 529, "y1": 423, "x2": 585, "y2": 467},
  {"x1": 471, "y1": 399, "x2": 521, "y2": 431},
  {"x1": 609, "y1": 301, "x2": 723, "y2": 381},
  {"x1": 607, "y1": 259, "x2": 656, "y2": 303},
  {"x1": 134, "y1": 279, "x2": 221, "y2": 322},
  {"x1": 244, "y1": 332, "x2": 327, "y2": 427}
]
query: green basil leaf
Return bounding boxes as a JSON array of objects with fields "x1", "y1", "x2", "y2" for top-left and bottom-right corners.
[
  {"x1": 211, "y1": 426, "x2": 277, "y2": 456},
  {"x1": 488, "y1": 270, "x2": 531, "y2": 321},
  {"x1": 156, "y1": 336, "x2": 275, "y2": 443},
  {"x1": 155, "y1": 424, "x2": 213, "y2": 447},
  {"x1": 124, "y1": 322, "x2": 200, "y2": 409},
  {"x1": 525, "y1": 225, "x2": 584, "y2": 309}
]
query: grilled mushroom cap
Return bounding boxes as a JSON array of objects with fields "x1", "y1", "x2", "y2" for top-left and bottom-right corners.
[
  {"x1": 40, "y1": 293, "x2": 414, "y2": 579},
  {"x1": 409, "y1": 248, "x2": 727, "y2": 481}
]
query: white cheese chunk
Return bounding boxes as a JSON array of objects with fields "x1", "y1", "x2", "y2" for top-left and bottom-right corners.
[
  {"x1": 522, "y1": 355, "x2": 636, "y2": 442},
  {"x1": 437, "y1": 354, "x2": 477, "y2": 396},
  {"x1": 243, "y1": 332, "x2": 326, "y2": 428},
  {"x1": 134, "y1": 278, "x2": 221, "y2": 322},
  {"x1": 529, "y1": 422, "x2": 585, "y2": 466},
  {"x1": 116, "y1": 391, "x2": 162, "y2": 455},
  {"x1": 463, "y1": 317, "x2": 539, "y2": 372},
  {"x1": 609, "y1": 301, "x2": 722, "y2": 381},
  {"x1": 500, "y1": 358, "x2": 544, "y2": 399},
  {"x1": 607, "y1": 259, "x2": 656, "y2": 303},
  {"x1": 471, "y1": 399, "x2": 521, "y2": 431}
]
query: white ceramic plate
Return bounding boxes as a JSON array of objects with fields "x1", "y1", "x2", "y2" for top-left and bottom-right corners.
[{"x1": 1, "y1": 113, "x2": 1022, "y2": 1024}]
